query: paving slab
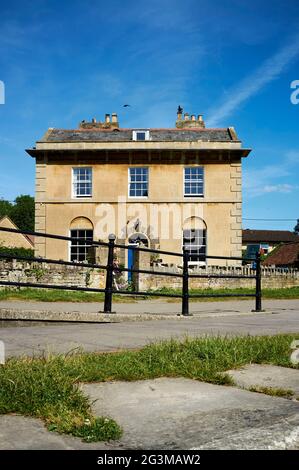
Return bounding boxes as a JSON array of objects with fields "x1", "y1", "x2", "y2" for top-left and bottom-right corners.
[
  {"x1": 228, "y1": 364, "x2": 299, "y2": 396},
  {"x1": 1, "y1": 377, "x2": 299, "y2": 450},
  {"x1": 0, "y1": 415, "x2": 115, "y2": 450},
  {"x1": 82, "y1": 378, "x2": 299, "y2": 450}
]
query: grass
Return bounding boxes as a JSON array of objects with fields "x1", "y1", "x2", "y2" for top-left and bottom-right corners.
[
  {"x1": 0, "y1": 288, "x2": 136, "y2": 303},
  {"x1": 248, "y1": 386, "x2": 295, "y2": 399},
  {"x1": 0, "y1": 353, "x2": 122, "y2": 442},
  {"x1": 152, "y1": 286, "x2": 299, "y2": 301},
  {"x1": 0, "y1": 286, "x2": 299, "y2": 302},
  {"x1": 0, "y1": 334, "x2": 298, "y2": 442}
]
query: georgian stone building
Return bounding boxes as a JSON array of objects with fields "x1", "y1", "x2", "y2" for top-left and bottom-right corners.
[{"x1": 26, "y1": 108, "x2": 250, "y2": 266}]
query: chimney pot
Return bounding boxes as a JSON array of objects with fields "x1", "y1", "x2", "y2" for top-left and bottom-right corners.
[
  {"x1": 198, "y1": 115, "x2": 203, "y2": 122},
  {"x1": 191, "y1": 114, "x2": 196, "y2": 121},
  {"x1": 111, "y1": 113, "x2": 118, "y2": 123},
  {"x1": 184, "y1": 113, "x2": 189, "y2": 121},
  {"x1": 105, "y1": 113, "x2": 111, "y2": 123},
  {"x1": 91, "y1": 117, "x2": 96, "y2": 123}
]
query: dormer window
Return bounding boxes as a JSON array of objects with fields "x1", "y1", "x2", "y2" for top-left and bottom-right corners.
[{"x1": 132, "y1": 130, "x2": 150, "y2": 141}]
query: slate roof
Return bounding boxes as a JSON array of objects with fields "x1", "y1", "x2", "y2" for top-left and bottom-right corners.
[
  {"x1": 40, "y1": 128, "x2": 237, "y2": 143},
  {"x1": 242, "y1": 230, "x2": 299, "y2": 244},
  {"x1": 263, "y1": 241, "x2": 299, "y2": 266}
]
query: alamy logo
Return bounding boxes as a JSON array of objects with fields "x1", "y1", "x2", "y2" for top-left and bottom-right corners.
[
  {"x1": 290, "y1": 80, "x2": 299, "y2": 105},
  {"x1": 0, "y1": 340, "x2": 4, "y2": 364},
  {"x1": 0, "y1": 81, "x2": 4, "y2": 104}
]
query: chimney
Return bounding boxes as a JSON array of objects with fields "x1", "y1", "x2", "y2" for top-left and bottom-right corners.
[
  {"x1": 79, "y1": 112, "x2": 120, "y2": 129},
  {"x1": 197, "y1": 115, "x2": 205, "y2": 128},
  {"x1": 175, "y1": 108, "x2": 206, "y2": 128}
]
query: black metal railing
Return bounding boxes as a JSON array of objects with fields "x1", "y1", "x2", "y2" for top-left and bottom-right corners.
[{"x1": 0, "y1": 227, "x2": 262, "y2": 315}]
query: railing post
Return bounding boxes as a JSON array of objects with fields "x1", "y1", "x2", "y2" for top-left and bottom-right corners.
[
  {"x1": 254, "y1": 251, "x2": 262, "y2": 312},
  {"x1": 182, "y1": 248, "x2": 190, "y2": 316},
  {"x1": 104, "y1": 234, "x2": 116, "y2": 313}
]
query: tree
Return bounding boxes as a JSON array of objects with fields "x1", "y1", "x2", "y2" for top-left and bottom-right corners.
[
  {"x1": 294, "y1": 219, "x2": 299, "y2": 235},
  {"x1": 10, "y1": 195, "x2": 35, "y2": 232},
  {"x1": 0, "y1": 199, "x2": 13, "y2": 220}
]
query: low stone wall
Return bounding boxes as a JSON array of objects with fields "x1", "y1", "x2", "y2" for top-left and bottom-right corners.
[
  {"x1": 139, "y1": 265, "x2": 299, "y2": 291},
  {"x1": 0, "y1": 259, "x2": 105, "y2": 289},
  {"x1": 0, "y1": 259, "x2": 298, "y2": 293}
]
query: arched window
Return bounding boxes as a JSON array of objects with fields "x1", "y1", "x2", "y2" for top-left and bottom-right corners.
[
  {"x1": 70, "y1": 217, "x2": 94, "y2": 262},
  {"x1": 183, "y1": 217, "x2": 207, "y2": 263},
  {"x1": 128, "y1": 232, "x2": 149, "y2": 247}
]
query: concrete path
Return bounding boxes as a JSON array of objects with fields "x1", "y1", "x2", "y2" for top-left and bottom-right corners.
[
  {"x1": 228, "y1": 364, "x2": 299, "y2": 396},
  {"x1": 0, "y1": 298, "x2": 298, "y2": 316},
  {"x1": 82, "y1": 378, "x2": 299, "y2": 450},
  {"x1": 1, "y1": 302, "x2": 299, "y2": 450},
  {"x1": 2, "y1": 378, "x2": 298, "y2": 450},
  {"x1": 2, "y1": 298, "x2": 299, "y2": 323},
  {"x1": 0, "y1": 415, "x2": 113, "y2": 450},
  {"x1": 1, "y1": 308, "x2": 299, "y2": 358}
]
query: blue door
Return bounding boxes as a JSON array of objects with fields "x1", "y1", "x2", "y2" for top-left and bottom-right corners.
[{"x1": 128, "y1": 247, "x2": 136, "y2": 282}]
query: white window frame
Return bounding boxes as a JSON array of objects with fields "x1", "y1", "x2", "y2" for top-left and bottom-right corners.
[
  {"x1": 128, "y1": 167, "x2": 149, "y2": 199},
  {"x1": 132, "y1": 130, "x2": 150, "y2": 141},
  {"x1": 184, "y1": 166, "x2": 204, "y2": 197},
  {"x1": 72, "y1": 167, "x2": 92, "y2": 198}
]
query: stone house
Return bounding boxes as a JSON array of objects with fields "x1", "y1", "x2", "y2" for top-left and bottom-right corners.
[
  {"x1": 0, "y1": 216, "x2": 34, "y2": 250},
  {"x1": 242, "y1": 229, "x2": 298, "y2": 259},
  {"x1": 26, "y1": 108, "x2": 250, "y2": 268},
  {"x1": 263, "y1": 241, "x2": 299, "y2": 268}
]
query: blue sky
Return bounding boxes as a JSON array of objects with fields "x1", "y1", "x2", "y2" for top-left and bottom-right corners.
[{"x1": 0, "y1": 0, "x2": 298, "y2": 230}]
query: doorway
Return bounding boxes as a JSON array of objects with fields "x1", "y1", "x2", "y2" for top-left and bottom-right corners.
[{"x1": 127, "y1": 233, "x2": 149, "y2": 282}]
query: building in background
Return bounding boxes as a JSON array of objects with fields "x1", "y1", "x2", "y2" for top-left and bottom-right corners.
[
  {"x1": 262, "y1": 241, "x2": 299, "y2": 269},
  {"x1": 0, "y1": 216, "x2": 34, "y2": 250},
  {"x1": 26, "y1": 108, "x2": 250, "y2": 266},
  {"x1": 242, "y1": 229, "x2": 298, "y2": 259}
]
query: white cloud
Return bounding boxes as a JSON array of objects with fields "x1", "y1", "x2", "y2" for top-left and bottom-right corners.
[
  {"x1": 245, "y1": 180, "x2": 299, "y2": 197},
  {"x1": 243, "y1": 149, "x2": 299, "y2": 198},
  {"x1": 263, "y1": 184, "x2": 298, "y2": 194},
  {"x1": 206, "y1": 34, "x2": 299, "y2": 126}
]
